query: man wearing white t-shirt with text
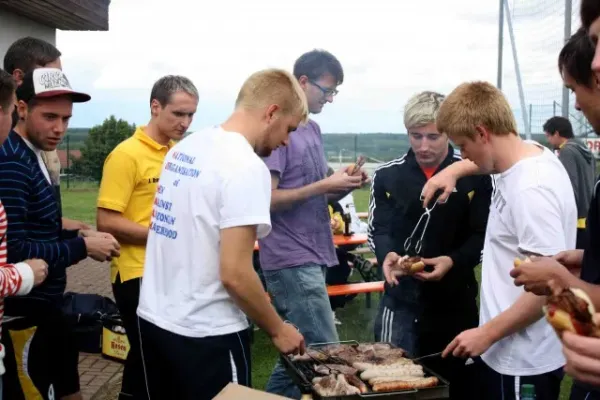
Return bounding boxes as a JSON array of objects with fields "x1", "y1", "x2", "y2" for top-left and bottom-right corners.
[
  {"x1": 421, "y1": 81, "x2": 576, "y2": 399},
  {"x1": 136, "y1": 68, "x2": 307, "y2": 399}
]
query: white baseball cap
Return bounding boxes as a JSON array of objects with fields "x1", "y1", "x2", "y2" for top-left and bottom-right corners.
[{"x1": 16, "y1": 67, "x2": 91, "y2": 103}]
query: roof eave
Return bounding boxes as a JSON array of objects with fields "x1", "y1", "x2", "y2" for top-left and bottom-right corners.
[{"x1": 0, "y1": 0, "x2": 110, "y2": 31}]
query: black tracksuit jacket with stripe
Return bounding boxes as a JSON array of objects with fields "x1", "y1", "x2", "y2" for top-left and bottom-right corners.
[{"x1": 367, "y1": 146, "x2": 492, "y2": 328}]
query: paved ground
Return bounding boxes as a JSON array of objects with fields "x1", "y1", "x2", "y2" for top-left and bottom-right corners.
[{"x1": 66, "y1": 258, "x2": 124, "y2": 400}]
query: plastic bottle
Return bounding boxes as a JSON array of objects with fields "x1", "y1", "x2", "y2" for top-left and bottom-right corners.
[
  {"x1": 520, "y1": 383, "x2": 536, "y2": 399},
  {"x1": 343, "y1": 204, "x2": 352, "y2": 236}
]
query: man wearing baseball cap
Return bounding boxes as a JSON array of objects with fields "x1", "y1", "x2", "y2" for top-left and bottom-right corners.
[
  {"x1": 0, "y1": 67, "x2": 120, "y2": 400},
  {"x1": 3, "y1": 36, "x2": 91, "y2": 232}
]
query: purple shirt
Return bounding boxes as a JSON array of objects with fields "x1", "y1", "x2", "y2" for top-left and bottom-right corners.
[{"x1": 258, "y1": 120, "x2": 337, "y2": 271}]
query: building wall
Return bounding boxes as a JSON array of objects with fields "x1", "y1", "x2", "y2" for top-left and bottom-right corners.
[{"x1": 0, "y1": 9, "x2": 56, "y2": 63}]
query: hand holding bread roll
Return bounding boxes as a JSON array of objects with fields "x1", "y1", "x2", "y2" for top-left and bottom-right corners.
[{"x1": 544, "y1": 287, "x2": 600, "y2": 338}]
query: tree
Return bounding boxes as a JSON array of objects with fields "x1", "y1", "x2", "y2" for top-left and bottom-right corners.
[{"x1": 70, "y1": 115, "x2": 136, "y2": 181}]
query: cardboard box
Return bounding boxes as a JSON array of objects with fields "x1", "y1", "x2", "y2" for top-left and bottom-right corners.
[{"x1": 214, "y1": 383, "x2": 295, "y2": 399}]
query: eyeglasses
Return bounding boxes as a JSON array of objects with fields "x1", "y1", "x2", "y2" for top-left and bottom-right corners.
[
  {"x1": 409, "y1": 132, "x2": 443, "y2": 141},
  {"x1": 309, "y1": 80, "x2": 338, "y2": 97}
]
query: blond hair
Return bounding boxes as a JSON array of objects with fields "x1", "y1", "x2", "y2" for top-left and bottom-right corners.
[
  {"x1": 235, "y1": 68, "x2": 308, "y2": 123},
  {"x1": 404, "y1": 91, "x2": 445, "y2": 130},
  {"x1": 436, "y1": 81, "x2": 517, "y2": 139}
]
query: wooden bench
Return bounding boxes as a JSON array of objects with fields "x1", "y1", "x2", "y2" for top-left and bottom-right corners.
[
  {"x1": 356, "y1": 211, "x2": 369, "y2": 219},
  {"x1": 349, "y1": 247, "x2": 371, "y2": 255},
  {"x1": 327, "y1": 281, "x2": 384, "y2": 308}
]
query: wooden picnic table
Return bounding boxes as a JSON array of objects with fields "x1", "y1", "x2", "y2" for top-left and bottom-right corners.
[{"x1": 254, "y1": 233, "x2": 368, "y2": 250}]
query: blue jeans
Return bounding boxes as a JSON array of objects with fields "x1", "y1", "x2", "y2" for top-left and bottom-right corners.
[{"x1": 263, "y1": 263, "x2": 339, "y2": 399}]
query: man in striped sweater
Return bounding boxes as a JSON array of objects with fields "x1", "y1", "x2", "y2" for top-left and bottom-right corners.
[
  {"x1": 3, "y1": 36, "x2": 91, "y2": 232},
  {"x1": 0, "y1": 68, "x2": 120, "y2": 400},
  {"x1": 0, "y1": 69, "x2": 49, "y2": 398}
]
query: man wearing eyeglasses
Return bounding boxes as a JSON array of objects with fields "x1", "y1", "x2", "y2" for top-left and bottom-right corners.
[
  {"x1": 258, "y1": 49, "x2": 367, "y2": 399},
  {"x1": 368, "y1": 91, "x2": 492, "y2": 399}
]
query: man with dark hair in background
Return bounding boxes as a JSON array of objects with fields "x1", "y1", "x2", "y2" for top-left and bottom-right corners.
[
  {"x1": 258, "y1": 49, "x2": 367, "y2": 398},
  {"x1": 543, "y1": 115, "x2": 595, "y2": 249},
  {"x1": 3, "y1": 36, "x2": 91, "y2": 232},
  {"x1": 97, "y1": 75, "x2": 199, "y2": 400}
]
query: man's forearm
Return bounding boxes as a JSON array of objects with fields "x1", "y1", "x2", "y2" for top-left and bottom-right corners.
[
  {"x1": 271, "y1": 180, "x2": 329, "y2": 211},
  {"x1": 450, "y1": 159, "x2": 482, "y2": 178},
  {"x1": 62, "y1": 217, "x2": 90, "y2": 230},
  {"x1": 97, "y1": 216, "x2": 148, "y2": 246},
  {"x1": 222, "y1": 268, "x2": 284, "y2": 337},
  {"x1": 327, "y1": 190, "x2": 352, "y2": 203},
  {"x1": 484, "y1": 292, "x2": 546, "y2": 343}
]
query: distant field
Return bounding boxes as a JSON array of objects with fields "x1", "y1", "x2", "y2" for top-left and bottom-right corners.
[{"x1": 60, "y1": 128, "x2": 554, "y2": 161}]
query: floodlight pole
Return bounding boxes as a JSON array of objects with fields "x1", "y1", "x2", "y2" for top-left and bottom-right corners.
[
  {"x1": 562, "y1": 0, "x2": 572, "y2": 118},
  {"x1": 505, "y1": 0, "x2": 531, "y2": 139},
  {"x1": 497, "y1": 0, "x2": 504, "y2": 89}
]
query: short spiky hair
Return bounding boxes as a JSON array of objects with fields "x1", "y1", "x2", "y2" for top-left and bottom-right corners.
[
  {"x1": 150, "y1": 75, "x2": 199, "y2": 107},
  {"x1": 3, "y1": 37, "x2": 61, "y2": 74},
  {"x1": 559, "y1": 28, "x2": 595, "y2": 88},
  {"x1": 436, "y1": 81, "x2": 517, "y2": 139},
  {"x1": 0, "y1": 69, "x2": 17, "y2": 114},
  {"x1": 403, "y1": 91, "x2": 445, "y2": 130},
  {"x1": 235, "y1": 68, "x2": 308, "y2": 123},
  {"x1": 581, "y1": 0, "x2": 600, "y2": 29}
]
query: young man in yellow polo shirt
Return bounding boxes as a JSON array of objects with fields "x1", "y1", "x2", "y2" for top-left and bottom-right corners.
[{"x1": 97, "y1": 75, "x2": 198, "y2": 400}]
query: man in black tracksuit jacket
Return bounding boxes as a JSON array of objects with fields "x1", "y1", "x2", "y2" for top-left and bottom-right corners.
[{"x1": 368, "y1": 144, "x2": 492, "y2": 399}]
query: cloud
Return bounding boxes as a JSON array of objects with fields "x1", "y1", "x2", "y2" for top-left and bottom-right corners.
[{"x1": 56, "y1": 0, "x2": 580, "y2": 133}]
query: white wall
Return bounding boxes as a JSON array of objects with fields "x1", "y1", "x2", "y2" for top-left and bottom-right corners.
[{"x1": 0, "y1": 9, "x2": 56, "y2": 65}]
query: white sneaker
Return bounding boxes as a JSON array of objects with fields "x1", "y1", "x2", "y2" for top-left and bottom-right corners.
[{"x1": 332, "y1": 311, "x2": 342, "y2": 325}]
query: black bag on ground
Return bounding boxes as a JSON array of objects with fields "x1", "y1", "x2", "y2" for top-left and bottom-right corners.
[{"x1": 61, "y1": 292, "x2": 120, "y2": 353}]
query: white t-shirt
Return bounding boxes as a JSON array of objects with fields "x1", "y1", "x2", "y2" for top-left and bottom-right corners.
[
  {"x1": 480, "y1": 142, "x2": 577, "y2": 376},
  {"x1": 137, "y1": 126, "x2": 272, "y2": 338}
]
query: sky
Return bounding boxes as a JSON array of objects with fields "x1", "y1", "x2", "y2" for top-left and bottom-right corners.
[{"x1": 56, "y1": 0, "x2": 582, "y2": 134}]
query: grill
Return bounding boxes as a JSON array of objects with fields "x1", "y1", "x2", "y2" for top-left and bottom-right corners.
[{"x1": 281, "y1": 341, "x2": 450, "y2": 400}]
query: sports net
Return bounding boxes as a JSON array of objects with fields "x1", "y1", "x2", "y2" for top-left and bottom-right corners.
[{"x1": 501, "y1": 0, "x2": 591, "y2": 136}]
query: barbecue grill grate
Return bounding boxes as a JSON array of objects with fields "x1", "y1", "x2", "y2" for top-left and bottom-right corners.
[{"x1": 281, "y1": 341, "x2": 450, "y2": 400}]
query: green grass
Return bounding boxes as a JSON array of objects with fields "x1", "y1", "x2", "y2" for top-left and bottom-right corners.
[
  {"x1": 61, "y1": 185, "x2": 573, "y2": 397},
  {"x1": 60, "y1": 181, "x2": 99, "y2": 225}
]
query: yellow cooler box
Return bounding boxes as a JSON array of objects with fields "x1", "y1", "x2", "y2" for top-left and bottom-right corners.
[{"x1": 102, "y1": 317, "x2": 130, "y2": 363}]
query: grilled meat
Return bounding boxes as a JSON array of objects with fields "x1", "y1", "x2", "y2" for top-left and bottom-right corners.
[
  {"x1": 314, "y1": 364, "x2": 358, "y2": 376},
  {"x1": 545, "y1": 288, "x2": 600, "y2": 337},
  {"x1": 313, "y1": 374, "x2": 360, "y2": 396}
]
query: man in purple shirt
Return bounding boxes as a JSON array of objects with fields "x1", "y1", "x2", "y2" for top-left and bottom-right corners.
[{"x1": 259, "y1": 49, "x2": 367, "y2": 398}]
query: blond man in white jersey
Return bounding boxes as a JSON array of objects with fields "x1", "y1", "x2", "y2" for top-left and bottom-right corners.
[{"x1": 421, "y1": 81, "x2": 577, "y2": 400}]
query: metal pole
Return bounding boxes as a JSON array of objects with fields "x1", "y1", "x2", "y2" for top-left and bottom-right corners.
[
  {"x1": 562, "y1": 0, "x2": 572, "y2": 117},
  {"x1": 497, "y1": 0, "x2": 504, "y2": 89},
  {"x1": 505, "y1": 0, "x2": 530, "y2": 138},
  {"x1": 529, "y1": 104, "x2": 533, "y2": 133},
  {"x1": 66, "y1": 135, "x2": 70, "y2": 190}
]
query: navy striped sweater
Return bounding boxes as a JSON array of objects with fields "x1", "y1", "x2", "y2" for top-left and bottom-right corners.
[{"x1": 0, "y1": 131, "x2": 87, "y2": 310}]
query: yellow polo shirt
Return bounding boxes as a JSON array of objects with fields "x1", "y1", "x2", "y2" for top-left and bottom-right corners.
[{"x1": 97, "y1": 127, "x2": 173, "y2": 283}]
